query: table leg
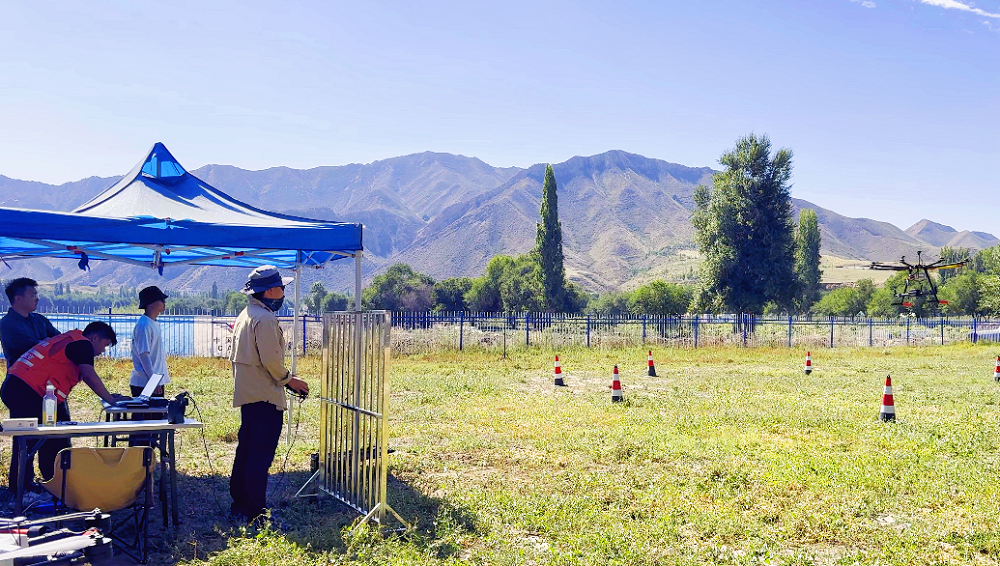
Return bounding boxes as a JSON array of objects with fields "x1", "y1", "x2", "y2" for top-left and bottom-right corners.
[
  {"x1": 13, "y1": 437, "x2": 27, "y2": 516},
  {"x1": 169, "y1": 431, "x2": 179, "y2": 526},
  {"x1": 159, "y1": 432, "x2": 168, "y2": 528}
]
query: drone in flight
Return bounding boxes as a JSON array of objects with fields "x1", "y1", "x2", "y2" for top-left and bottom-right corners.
[{"x1": 869, "y1": 251, "x2": 968, "y2": 312}]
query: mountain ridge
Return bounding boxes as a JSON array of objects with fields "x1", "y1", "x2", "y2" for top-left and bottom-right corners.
[{"x1": 0, "y1": 150, "x2": 995, "y2": 293}]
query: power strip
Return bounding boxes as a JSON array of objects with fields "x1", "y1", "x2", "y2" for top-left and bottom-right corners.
[{"x1": 2, "y1": 418, "x2": 38, "y2": 431}]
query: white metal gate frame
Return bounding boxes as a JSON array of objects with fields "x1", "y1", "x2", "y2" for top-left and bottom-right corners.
[{"x1": 297, "y1": 310, "x2": 404, "y2": 530}]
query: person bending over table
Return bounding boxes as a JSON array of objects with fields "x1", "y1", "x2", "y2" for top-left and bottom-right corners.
[
  {"x1": 0, "y1": 322, "x2": 125, "y2": 494},
  {"x1": 229, "y1": 265, "x2": 309, "y2": 522}
]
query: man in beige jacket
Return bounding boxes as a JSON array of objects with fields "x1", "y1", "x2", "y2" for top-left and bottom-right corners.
[{"x1": 229, "y1": 265, "x2": 309, "y2": 521}]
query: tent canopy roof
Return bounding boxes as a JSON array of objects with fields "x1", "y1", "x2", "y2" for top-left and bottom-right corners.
[{"x1": 0, "y1": 143, "x2": 362, "y2": 271}]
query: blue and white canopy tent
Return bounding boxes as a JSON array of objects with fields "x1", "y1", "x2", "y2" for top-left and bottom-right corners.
[{"x1": 0, "y1": 142, "x2": 364, "y2": 371}]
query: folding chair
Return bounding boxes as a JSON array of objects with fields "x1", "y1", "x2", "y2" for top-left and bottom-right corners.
[{"x1": 40, "y1": 446, "x2": 155, "y2": 563}]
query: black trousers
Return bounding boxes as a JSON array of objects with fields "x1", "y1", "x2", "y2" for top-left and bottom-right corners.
[
  {"x1": 1, "y1": 376, "x2": 71, "y2": 491},
  {"x1": 230, "y1": 401, "x2": 283, "y2": 518}
]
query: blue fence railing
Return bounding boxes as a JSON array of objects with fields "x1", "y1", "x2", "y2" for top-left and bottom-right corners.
[
  {"x1": 388, "y1": 312, "x2": 1000, "y2": 354},
  {"x1": 2, "y1": 312, "x2": 998, "y2": 360}
]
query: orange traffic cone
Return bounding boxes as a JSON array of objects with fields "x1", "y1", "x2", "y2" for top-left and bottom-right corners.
[
  {"x1": 611, "y1": 365, "x2": 624, "y2": 403},
  {"x1": 554, "y1": 355, "x2": 565, "y2": 386},
  {"x1": 880, "y1": 374, "x2": 895, "y2": 422},
  {"x1": 647, "y1": 350, "x2": 657, "y2": 377},
  {"x1": 804, "y1": 352, "x2": 813, "y2": 375},
  {"x1": 994, "y1": 356, "x2": 999, "y2": 382}
]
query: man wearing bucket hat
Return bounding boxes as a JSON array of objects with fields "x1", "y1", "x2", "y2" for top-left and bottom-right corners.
[{"x1": 228, "y1": 265, "x2": 309, "y2": 522}]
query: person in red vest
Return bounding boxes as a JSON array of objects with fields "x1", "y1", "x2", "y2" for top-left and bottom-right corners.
[{"x1": 0, "y1": 322, "x2": 124, "y2": 495}]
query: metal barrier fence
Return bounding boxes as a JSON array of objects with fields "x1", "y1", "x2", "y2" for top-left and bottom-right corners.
[
  {"x1": 389, "y1": 312, "x2": 1000, "y2": 355},
  {"x1": 4, "y1": 312, "x2": 998, "y2": 361},
  {"x1": 310, "y1": 311, "x2": 402, "y2": 528}
]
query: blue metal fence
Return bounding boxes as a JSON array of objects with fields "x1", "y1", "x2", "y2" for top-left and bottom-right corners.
[
  {"x1": 3, "y1": 312, "x2": 997, "y2": 360},
  {"x1": 389, "y1": 312, "x2": 1000, "y2": 354}
]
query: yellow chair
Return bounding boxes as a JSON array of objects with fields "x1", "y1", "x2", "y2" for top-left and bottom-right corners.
[{"x1": 41, "y1": 447, "x2": 155, "y2": 563}]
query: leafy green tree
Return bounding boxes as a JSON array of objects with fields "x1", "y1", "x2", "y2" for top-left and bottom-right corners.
[
  {"x1": 322, "y1": 292, "x2": 350, "y2": 312},
  {"x1": 463, "y1": 255, "x2": 546, "y2": 312},
  {"x1": 587, "y1": 291, "x2": 632, "y2": 316},
  {"x1": 691, "y1": 133, "x2": 798, "y2": 313},
  {"x1": 628, "y1": 281, "x2": 692, "y2": 315},
  {"x1": 498, "y1": 255, "x2": 545, "y2": 312},
  {"x1": 975, "y1": 245, "x2": 1000, "y2": 275},
  {"x1": 307, "y1": 282, "x2": 328, "y2": 314},
  {"x1": 938, "y1": 270, "x2": 980, "y2": 315},
  {"x1": 563, "y1": 282, "x2": 589, "y2": 313},
  {"x1": 464, "y1": 256, "x2": 511, "y2": 311},
  {"x1": 978, "y1": 275, "x2": 1000, "y2": 316},
  {"x1": 811, "y1": 279, "x2": 875, "y2": 317},
  {"x1": 535, "y1": 164, "x2": 568, "y2": 312},
  {"x1": 432, "y1": 277, "x2": 473, "y2": 312},
  {"x1": 363, "y1": 264, "x2": 435, "y2": 311},
  {"x1": 794, "y1": 209, "x2": 822, "y2": 311},
  {"x1": 937, "y1": 246, "x2": 971, "y2": 284},
  {"x1": 211, "y1": 282, "x2": 219, "y2": 300}
]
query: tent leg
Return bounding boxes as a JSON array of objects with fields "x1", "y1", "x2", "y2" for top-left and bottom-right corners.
[
  {"x1": 289, "y1": 265, "x2": 302, "y2": 445},
  {"x1": 354, "y1": 251, "x2": 362, "y2": 311}
]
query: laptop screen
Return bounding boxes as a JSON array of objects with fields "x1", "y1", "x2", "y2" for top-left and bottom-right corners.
[{"x1": 139, "y1": 374, "x2": 164, "y2": 398}]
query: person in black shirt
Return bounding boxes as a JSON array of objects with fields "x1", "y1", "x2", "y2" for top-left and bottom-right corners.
[{"x1": 1, "y1": 278, "x2": 59, "y2": 367}]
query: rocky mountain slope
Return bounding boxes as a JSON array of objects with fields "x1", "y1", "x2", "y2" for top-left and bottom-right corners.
[{"x1": 0, "y1": 150, "x2": 994, "y2": 294}]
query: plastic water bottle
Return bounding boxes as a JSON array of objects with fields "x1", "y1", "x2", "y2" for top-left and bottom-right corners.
[{"x1": 42, "y1": 385, "x2": 57, "y2": 427}]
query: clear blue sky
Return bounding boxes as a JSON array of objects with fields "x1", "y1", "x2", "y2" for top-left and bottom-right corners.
[{"x1": 1, "y1": 0, "x2": 997, "y2": 233}]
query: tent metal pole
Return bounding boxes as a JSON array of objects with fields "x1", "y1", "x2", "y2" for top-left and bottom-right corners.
[
  {"x1": 354, "y1": 251, "x2": 362, "y2": 311},
  {"x1": 292, "y1": 264, "x2": 301, "y2": 375},
  {"x1": 289, "y1": 264, "x2": 302, "y2": 445}
]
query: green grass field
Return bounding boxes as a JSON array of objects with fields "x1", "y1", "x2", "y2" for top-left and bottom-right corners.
[{"x1": 4, "y1": 345, "x2": 1000, "y2": 565}]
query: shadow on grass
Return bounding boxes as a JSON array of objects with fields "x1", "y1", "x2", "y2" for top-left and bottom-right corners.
[{"x1": 148, "y1": 468, "x2": 479, "y2": 564}]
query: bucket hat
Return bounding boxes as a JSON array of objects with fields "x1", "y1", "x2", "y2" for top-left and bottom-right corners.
[{"x1": 242, "y1": 265, "x2": 294, "y2": 295}]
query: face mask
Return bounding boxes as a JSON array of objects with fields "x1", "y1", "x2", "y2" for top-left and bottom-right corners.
[{"x1": 260, "y1": 296, "x2": 284, "y2": 312}]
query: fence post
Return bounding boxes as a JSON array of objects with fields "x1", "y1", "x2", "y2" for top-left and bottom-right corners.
[
  {"x1": 586, "y1": 315, "x2": 591, "y2": 348},
  {"x1": 829, "y1": 317, "x2": 834, "y2": 348},
  {"x1": 940, "y1": 315, "x2": 944, "y2": 345},
  {"x1": 694, "y1": 315, "x2": 699, "y2": 348},
  {"x1": 459, "y1": 311, "x2": 464, "y2": 351},
  {"x1": 303, "y1": 315, "x2": 307, "y2": 355},
  {"x1": 787, "y1": 315, "x2": 792, "y2": 348},
  {"x1": 906, "y1": 317, "x2": 910, "y2": 344},
  {"x1": 869, "y1": 318, "x2": 873, "y2": 347},
  {"x1": 642, "y1": 316, "x2": 647, "y2": 344},
  {"x1": 973, "y1": 316, "x2": 978, "y2": 344},
  {"x1": 525, "y1": 313, "x2": 530, "y2": 347}
]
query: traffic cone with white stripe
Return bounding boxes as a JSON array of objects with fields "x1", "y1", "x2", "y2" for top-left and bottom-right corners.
[
  {"x1": 554, "y1": 355, "x2": 565, "y2": 387},
  {"x1": 993, "y1": 356, "x2": 1000, "y2": 382},
  {"x1": 647, "y1": 351, "x2": 657, "y2": 377},
  {"x1": 804, "y1": 352, "x2": 813, "y2": 375},
  {"x1": 880, "y1": 374, "x2": 896, "y2": 422},
  {"x1": 611, "y1": 365, "x2": 624, "y2": 403}
]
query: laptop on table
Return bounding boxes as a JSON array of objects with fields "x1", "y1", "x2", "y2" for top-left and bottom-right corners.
[{"x1": 116, "y1": 373, "x2": 169, "y2": 408}]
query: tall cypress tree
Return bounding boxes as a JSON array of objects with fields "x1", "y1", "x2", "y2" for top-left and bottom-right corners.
[
  {"x1": 794, "y1": 208, "x2": 822, "y2": 311},
  {"x1": 536, "y1": 164, "x2": 567, "y2": 312}
]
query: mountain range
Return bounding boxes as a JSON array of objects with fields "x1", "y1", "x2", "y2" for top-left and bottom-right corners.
[{"x1": 0, "y1": 150, "x2": 995, "y2": 294}]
